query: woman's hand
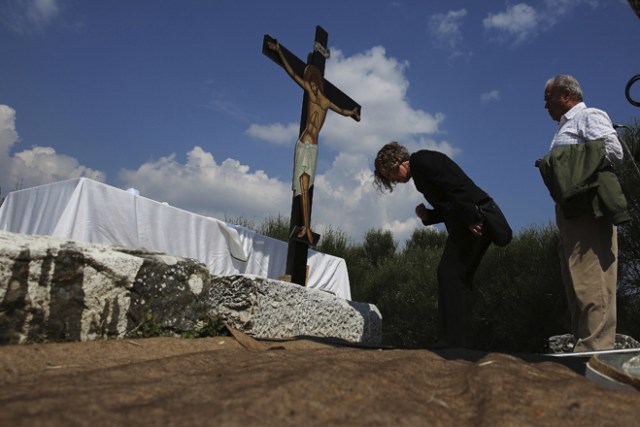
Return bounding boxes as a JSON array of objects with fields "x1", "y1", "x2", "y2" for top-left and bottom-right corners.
[
  {"x1": 415, "y1": 203, "x2": 429, "y2": 222},
  {"x1": 469, "y1": 222, "x2": 484, "y2": 237}
]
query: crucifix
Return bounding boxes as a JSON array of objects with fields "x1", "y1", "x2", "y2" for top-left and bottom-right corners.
[{"x1": 262, "y1": 26, "x2": 361, "y2": 286}]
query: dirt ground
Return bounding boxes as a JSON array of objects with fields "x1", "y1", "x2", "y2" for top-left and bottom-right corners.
[{"x1": 1, "y1": 334, "x2": 639, "y2": 426}]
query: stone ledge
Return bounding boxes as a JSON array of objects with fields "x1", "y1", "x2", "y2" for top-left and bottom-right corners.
[
  {"x1": 0, "y1": 230, "x2": 382, "y2": 346},
  {"x1": 209, "y1": 275, "x2": 381, "y2": 345}
]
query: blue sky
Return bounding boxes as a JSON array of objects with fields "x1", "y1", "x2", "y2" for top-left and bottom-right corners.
[{"x1": 1, "y1": 0, "x2": 639, "y2": 246}]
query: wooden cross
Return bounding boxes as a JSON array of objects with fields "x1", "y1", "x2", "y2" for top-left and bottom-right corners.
[{"x1": 262, "y1": 26, "x2": 361, "y2": 286}]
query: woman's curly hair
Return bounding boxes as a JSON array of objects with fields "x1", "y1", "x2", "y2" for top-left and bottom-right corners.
[{"x1": 373, "y1": 141, "x2": 410, "y2": 193}]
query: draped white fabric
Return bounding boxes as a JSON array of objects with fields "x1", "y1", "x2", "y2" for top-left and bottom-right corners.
[{"x1": 0, "y1": 178, "x2": 350, "y2": 300}]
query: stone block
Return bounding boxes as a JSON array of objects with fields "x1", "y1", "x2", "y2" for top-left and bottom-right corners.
[
  {"x1": 208, "y1": 275, "x2": 382, "y2": 345},
  {"x1": 0, "y1": 231, "x2": 382, "y2": 346}
]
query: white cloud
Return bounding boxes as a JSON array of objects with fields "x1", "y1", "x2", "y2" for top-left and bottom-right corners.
[
  {"x1": 481, "y1": 90, "x2": 501, "y2": 104},
  {"x1": 236, "y1": 45, "x2": 453, "y2": 243},
  {"x1": 483, "y1": 3, "x2": 540, "y2": 44},
  {"x1": 118, "y1": 135, "x2": 459, "y2": 247},
  {"x1": 0, "y1": 0, "x2": 60, "y2": 33},
  {"x1": 483, "y1": 1, "x2": 601, "y2": 44},
  {"x1": 0, "y1": 105, "x2": 19, "y2": 153},
  {"x1": 312, "y1": 151, "x2": 428, "y2": 246},
  {"x1": 118, "y1": 141, "x2": 448, "y2": 246},
  {"x1": 0, "y1": 105, "x2": 20, "y2": 193},
  {"x1": 249, "y1": 45, "x2": 446, "y2": 159},
  {"x1": 0, "y1": 105, "x2": 105, "y2": 195},
  {"x1": 11, "y1": 146, "x2": 106, "y2": 188},
  {"x1": 544, "y1": 0, "x2": 600, "y2": 18},
  {"x1": 119, "y1": 146, "x2": 290, "y2": 222},
  {"x1": 245, "y1": 122, "x2": 298, "y2": 146},
  {"x1": 428, "y1": 9, "x2": 468, "y2": 50},
  {"x1": 29, "y1": 0, "x2": 59, "y2": 23}
]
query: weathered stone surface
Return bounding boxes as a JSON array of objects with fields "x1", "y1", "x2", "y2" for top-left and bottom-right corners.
[
  {"x1": 547, "y1": 333, "x2": 640, "y2": 353},
  {"x1": 209, "y1": 275, "x2": 382, "y2": 345},
  {"x1": 0, "y1": 231, "x2": 381, "y2": 345},
  {"x1": 0, "y1": 231, "x2": 213, "y2": 343}
]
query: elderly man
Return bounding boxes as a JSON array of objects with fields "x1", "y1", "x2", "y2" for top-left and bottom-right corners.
[{"x1": 541, "y1": 75, "x2": 628, "y2": 352}]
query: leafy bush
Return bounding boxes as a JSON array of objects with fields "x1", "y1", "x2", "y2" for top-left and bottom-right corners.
[
  {"x1": 615, "y1": 120, "x2": 640, "y2": 340},
  {"x1": 474, "y1": 225, "x2": 567, "y2": 352}
]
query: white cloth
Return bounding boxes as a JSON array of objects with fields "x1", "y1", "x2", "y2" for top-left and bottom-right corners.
[
  {"x1": 550, "y1": 102, "x2": 624, "y2": 165},
  {"x1": 0, "y1": 178, "x2": 351, "y2": 300}
]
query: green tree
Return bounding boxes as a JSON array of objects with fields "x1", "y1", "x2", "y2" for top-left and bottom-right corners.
[
  {"x1": 615, "y1": 120, "x2": 640, "y2": 340},
  {"x1": 347, "y1": 229, "x2": 396, "y2": 306},
  {"x1": 316, "y1": 226, "x2": 351, "y2": 259},
  {"x1": 361, "y1": 228, "x2": 396, "y2": 268},
  {"x1": 385, "y1": 228, "x2": 444, "y2": 347},
  {"x1": 224, "y1": 215, "x2": 255, "y2": 231},
  {"x1": 257, "y1": 214, "x2": 291, "y2": 242},
  {"x1": 403, "y1": 227, "x2": 447, "y2": 252},
  {"x1": 349, "y1": 227, "x2": 444, "y2": 348},
  {"x1": 366, "y1": 251, "x2": 438, "y2": 348},
  {"x1": 474, "y1": 225, "x2": 566, "y2": 352}
]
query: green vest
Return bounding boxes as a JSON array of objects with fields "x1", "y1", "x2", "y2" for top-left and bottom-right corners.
[{"x1": 537, "y1": 139, "x2": 630, "y2": 225}]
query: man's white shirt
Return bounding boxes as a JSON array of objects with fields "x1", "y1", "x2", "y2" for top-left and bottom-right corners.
[{"x1": 550, "y1": 102, "x2": 623, "y2": 165}]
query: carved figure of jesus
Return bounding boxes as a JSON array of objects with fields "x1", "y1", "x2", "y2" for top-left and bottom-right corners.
[{"x1": 267, "y1": 40, "x2": 360, "y2": 244}]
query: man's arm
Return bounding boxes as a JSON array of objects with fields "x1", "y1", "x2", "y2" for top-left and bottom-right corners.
[{"x1": 584, "y1": 110, "x2": 624, "y2": 164}]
